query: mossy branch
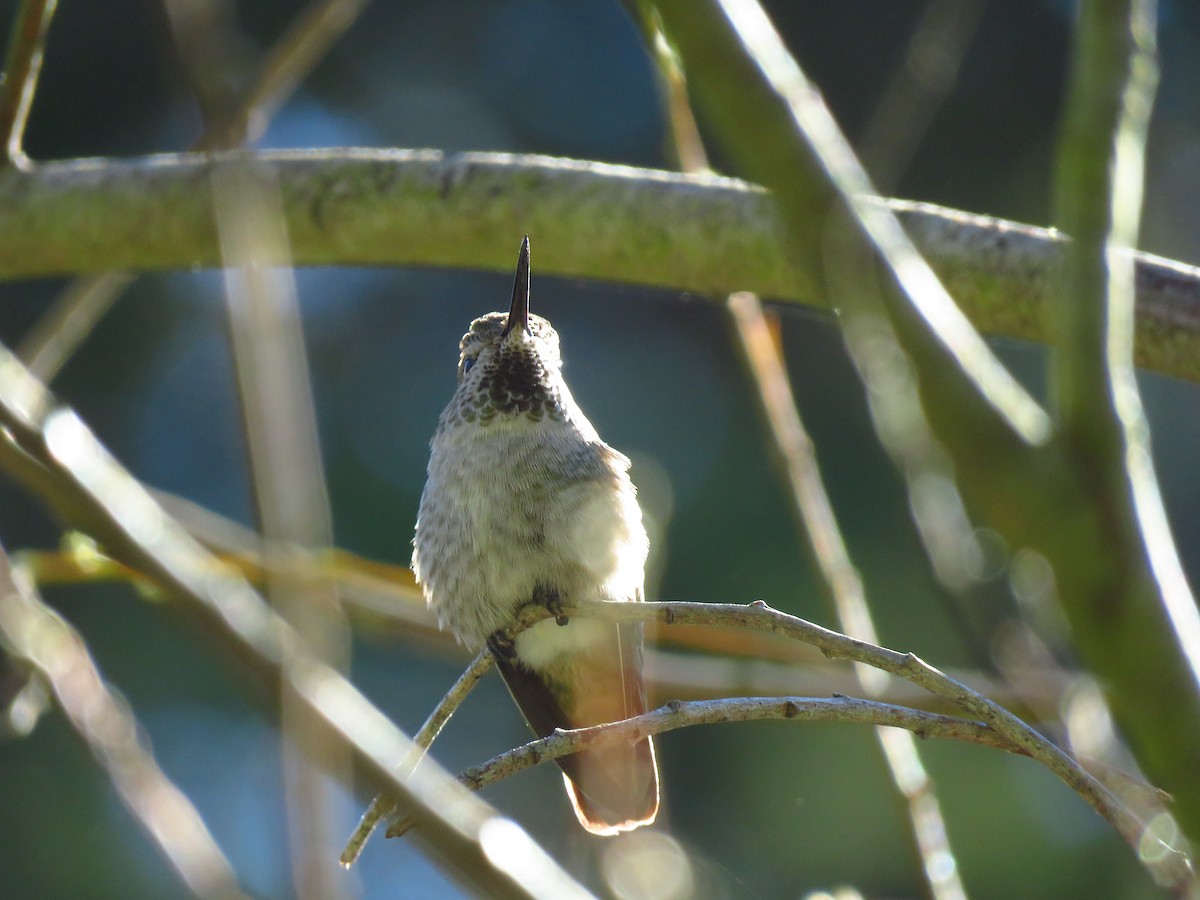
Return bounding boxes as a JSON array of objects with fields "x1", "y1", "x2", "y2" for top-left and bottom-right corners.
[{"x1": 0, "y1": 152, "x2": 1199, "y2": 381}]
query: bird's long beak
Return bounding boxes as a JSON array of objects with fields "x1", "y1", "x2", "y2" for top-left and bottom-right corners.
[{"x1": 503, "y1": 235, "x2": 530, "y2": 338}]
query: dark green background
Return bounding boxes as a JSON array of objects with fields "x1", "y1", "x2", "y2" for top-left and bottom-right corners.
[{"x1": 1, "y1": 1, "x2": 1198, "y2": 896}]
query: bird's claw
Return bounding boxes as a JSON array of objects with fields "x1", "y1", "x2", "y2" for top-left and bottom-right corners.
[
  {"x1": 487, "y1": 630, "x2": 516, "y2": 660},
  {"x1": 534, "y1": 585, "x2": 569, "y2": 626}
]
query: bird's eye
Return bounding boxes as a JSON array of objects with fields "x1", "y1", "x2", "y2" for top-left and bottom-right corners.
[{"x1": 462, "y1": 356, "x2": 477, "y2": 374}]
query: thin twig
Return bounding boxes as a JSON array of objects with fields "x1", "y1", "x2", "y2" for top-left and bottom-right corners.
[
  {"x1": 623, "y1": 0, "x2": 710, "y2": 172},
  {"x1": 341, "y1": 649, "x2": 495, "y2": 863},
  {"x1": 14, "y1": 542, "x2": 1083, "y2": 717},
  {"x1": 17, "y1": 272, "x2": 135, "y2": 381},
  {"x1": 0, "y1": 549, "x2": 247, "y2": 899},
  {"x1": 458, "y1": 696, "x2": 1020, "y2": 799},
  {"x1": 728, "y1": 291, "x2": 967, "y2": 900},
  {"x1": 0, "y1": 0, "x2": 58, "y2": 167}
]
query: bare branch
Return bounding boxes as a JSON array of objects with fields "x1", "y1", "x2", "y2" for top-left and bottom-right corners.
[
  {"x1": 0, "y1": 0, "x2": 58, "y2": 167},
  {"x1": 458, "y1": 696, "x2": 1020, "y2": 800},
  {"x1": 517, "y1": 596, "x2": 1186, "y2": 874},
  {"x1": 198, "y1": 0, "x2": 372, "y2": 150},
  {"x1": 345, "y1": 650, "x2": 494, "y2": 855},
  {"x1": 0, "y1": 548, "x2": 247, "y2": 899},
  {"x1": 856, "y1": 0, "x2": 986, "y2": 192}
]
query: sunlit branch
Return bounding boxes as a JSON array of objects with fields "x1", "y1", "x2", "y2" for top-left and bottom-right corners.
[
  {"x1": 2, "y1": 151, "x2": 1200, "y2": 383},
  {"x1": 1050, "y1": 0, "x2": 1200, "y2": 854},
  {"x1": 214, "y1": 158, "x2": 349, "y2": 898},
  {"x1": 0, "y1": 549, "x2": 247, "y2": 899}
]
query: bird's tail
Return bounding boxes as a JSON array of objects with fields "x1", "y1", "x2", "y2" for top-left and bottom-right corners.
[
  {"x1": 563, "y1": 731, "x2": 659, "y2": 835},
  {"x1": 491, "y1": 621, "x2": 660, "y2": 834}
]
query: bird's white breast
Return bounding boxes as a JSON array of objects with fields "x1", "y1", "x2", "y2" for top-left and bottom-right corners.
[{"x1": 413, "y1": 412, "x2": 648, "y2": 660}]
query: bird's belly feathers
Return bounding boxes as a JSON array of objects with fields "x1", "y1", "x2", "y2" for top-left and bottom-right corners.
[{"x1": 413, "y1": 419, "x2": 647, "y2": 655}]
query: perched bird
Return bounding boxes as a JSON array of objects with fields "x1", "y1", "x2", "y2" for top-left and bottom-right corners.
[{"x1": 412, "y1": 236, "x2": 659, "y2": 834}]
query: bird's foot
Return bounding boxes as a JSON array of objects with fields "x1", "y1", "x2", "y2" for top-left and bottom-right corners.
[
  {"x1": 533, "y1": 584, "x2": 569, "y2": 626},
  {"x1": 486, "y1": 630, "x2": 516, "y2": 660}
]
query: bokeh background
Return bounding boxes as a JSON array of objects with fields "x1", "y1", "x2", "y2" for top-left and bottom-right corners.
[{"x1": 1, "y1": 0, "x2": 1199, "y2": 897}]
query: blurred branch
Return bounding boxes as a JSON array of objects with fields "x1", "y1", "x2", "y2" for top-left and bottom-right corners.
[
  {"x1": 0, "y1": 0, "x2": 58, "y2": 168},
  {"x1": 17, "y1": 0, "x2": 373, "y2": 383},
  {"x1": 1050, "y1": 0, "x2": 1200, "y2": 847},
  {"x1": 16, "y1": 543, "x2": 1081, "y2": 716},
  {"x1": 0, "y1": 546, "x2": 247, "y2": 899},
  {"x1": 857, "y1": 0, "x2": 986, "y2": 192},
  {"x1": 17, "y1": 272, "x2": 136, "y2": 382},
  {"x1": 214, "y1": 159, "x2": 349, "y2": 897},
  {"x1": 641, "y1": 6, "x2": 966, "y2": 883},
  {"x1": 4, "y1": 152, "x2": 1200, "y2": 383},
  {"x1": 652, "y1": 0, "x2": 1054, "y2": 547},
  {"x1": 728, "y1": 291, "x2": 965, "y2": 900},
  {"x1": 646, "y1": 0, "x2": 1200, "y2": 883},
  {"x1": 196, "y1": 0, "x2": 371, "y2": 150},
  {"x1": 621, "y1": 0, "x2": 710, "y2": 172},
  {"x1": 0, "y1": 353, "x2": 590, "y2": 897}
]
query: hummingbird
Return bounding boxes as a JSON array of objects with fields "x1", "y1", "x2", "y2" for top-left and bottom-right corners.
[{"x1": 412, "y1": 236, "x2": 660, "y2": 835}]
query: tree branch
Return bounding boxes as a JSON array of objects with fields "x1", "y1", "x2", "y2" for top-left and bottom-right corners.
[
  {"x1": 343, "y1": 649, "x2": 495, "y2": 864},
  {"x1": 0, "y1": 0, "x2": 58, "y2": 167},
  {"x1": 457, "y1": 696, "x2": 1021, "y2": 800},
  {"x1": 0, "y1": 151, "x2": 1199, "y2": 381},
  {"x1": 215, "y1": 158, "x2": 350, "y2": 898},
  {"x1": 1049, "y1": 0, "x2": 1200, "y2": 850},
  {"x1": 523, "y1": 597, "x2": 1187, "y2": 881},
  {"x1": 0, "y1": 546, "x2": 247, "y2": 899},
  {"x1": 646, "y1": 0, "x2": 1199, "y2": 881}
]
